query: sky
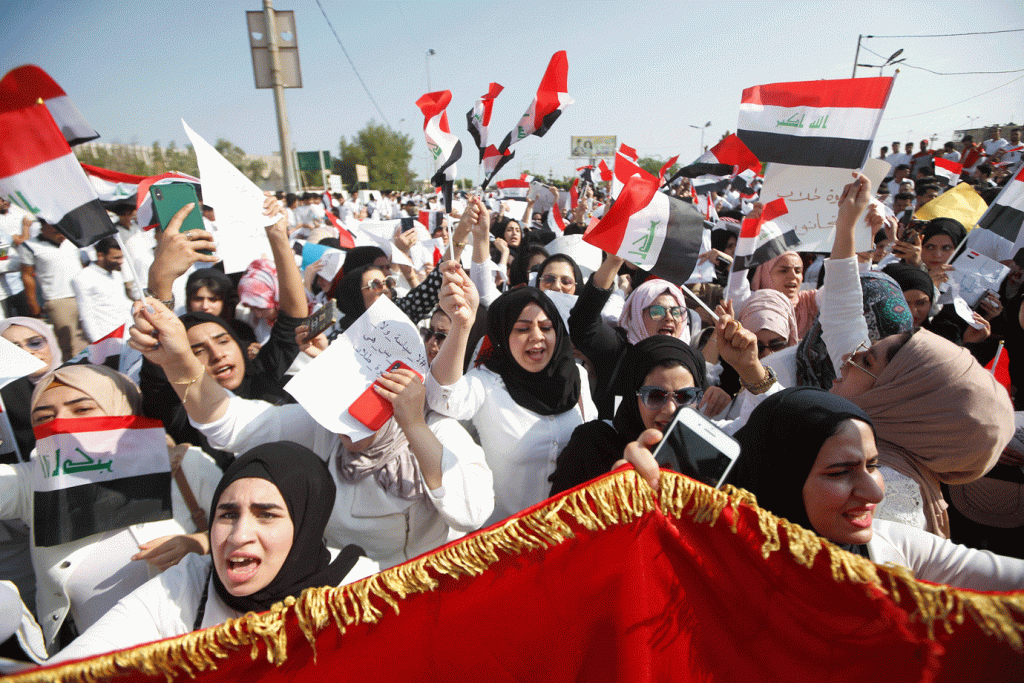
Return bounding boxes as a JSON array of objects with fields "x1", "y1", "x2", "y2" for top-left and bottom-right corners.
[{"x1": 3, "y1": 0, "x2": 1023, "y2": 186}]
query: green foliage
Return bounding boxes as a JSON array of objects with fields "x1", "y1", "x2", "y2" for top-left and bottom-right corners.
[
  {"x1": 637, "y1": 156, "x2": 679, "y2": 179},
  {"x1": 336, "y1": 120, "x2": 416, "y2": 191},
  {"x1": 74, "y1": 138, "x2": 265, "y2": 184}
]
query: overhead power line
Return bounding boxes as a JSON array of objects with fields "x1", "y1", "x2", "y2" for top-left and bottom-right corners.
[
  {"x1": 864, "y1": 28, "x2": 1024, "y2": 38},
  {"x1": 861, "y1": 45, "x2": 1024, "y2": 76},
  {"x1": 884, "y1": 73, "x2": 1024, "y2": 120},
  {"x1": 313, "y1": 0, "x2": 392, "y2": 128}
]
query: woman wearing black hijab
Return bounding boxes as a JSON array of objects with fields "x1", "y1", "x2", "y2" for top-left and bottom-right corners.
[
  {"x1": 427, "y1": 278, "x2": 598, "y2": 525},
  {"x1": 51, "y1": 442, "x2": 374, "y2": 662},
  {"x1": 550, "y1": 336, "x2": 707, "y2": 495},
  {"x1": 622, "y1": 387, "x2": 1024, "y2": 589},
  {"x1": 330, "y1": 259, "x2": 444, "y2": 335},
  {"x1": 140, "y1": 310, "x2": 301, "y2": 469}
]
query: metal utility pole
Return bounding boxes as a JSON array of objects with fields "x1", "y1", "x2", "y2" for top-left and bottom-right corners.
[{"x1": 264, "y1": 0, "x2": 297, "y2": 191}]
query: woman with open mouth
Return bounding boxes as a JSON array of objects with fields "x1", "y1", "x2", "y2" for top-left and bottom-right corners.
[{"x1": 49, "y1": 441, "x2": 376, "y2": 663}]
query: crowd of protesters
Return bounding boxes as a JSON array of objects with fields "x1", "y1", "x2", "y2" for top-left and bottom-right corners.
[{"x1": 0, "y1": 127, "x2": 1023, "y2": 668}]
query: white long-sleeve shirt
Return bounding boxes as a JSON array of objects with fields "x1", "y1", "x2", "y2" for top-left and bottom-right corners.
[{"x1": 192, "y1": 397, "x2": 494, "y2": 568}]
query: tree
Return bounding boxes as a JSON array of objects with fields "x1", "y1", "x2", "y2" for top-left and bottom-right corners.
[
  {"x1": 336, "y1": 121, "x2": 415, "y2": 190},
  {"x1": 214, "y1": 139, "x2": 266, "y2": 183},
  {"x1": 637, "y1": 156, "x2": 679, "y2": 179}
]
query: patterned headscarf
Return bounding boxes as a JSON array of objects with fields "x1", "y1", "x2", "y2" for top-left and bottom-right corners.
[
  {"x1": 237, "y1": 258, "x2": 278, "y2": 310},
  {"x1": 618, "y1": 278, "x2": 688, "y2": 345},
  {"x1": 795, "y1": 271, "x2": 912, "y2": 389}
]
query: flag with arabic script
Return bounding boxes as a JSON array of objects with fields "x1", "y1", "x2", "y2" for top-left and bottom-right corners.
[{"x1": 33, "y1": 416, "x2": 172, "y2": 546}]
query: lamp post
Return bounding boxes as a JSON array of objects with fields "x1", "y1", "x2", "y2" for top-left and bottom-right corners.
[
  {"x1": 856, "y1": 48, "x2": 905, "y2": 77},
  {"x1": 425, "y1": 48, "x2": 436, "y2": 91},
  {"x1": 689, "y1": 121, "x2": 711, "y2": 156}
]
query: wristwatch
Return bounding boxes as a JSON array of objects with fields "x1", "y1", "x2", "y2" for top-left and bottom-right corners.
[
  {"x1": 143, "y1": 288, "x2": 175, "y2": 310},
  {"x1": 741, "y1": 366, "x2": 777, "y2": 395}
]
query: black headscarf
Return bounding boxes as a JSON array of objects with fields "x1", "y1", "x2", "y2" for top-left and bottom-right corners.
[
  {"x1": 343, "y1": 246, "x2": 387, "y2": 273},
  {"x1": 710, "y1": 228, "x2": 735, "y2": 252},
  {"x1": 920, "y1": 217, "x2": 966, "y2": 249},
  {"x1": 725, "y1": 388, "x2": 875, "y2": 553},
  {"x1": 209, "y1": 442, "x2": 362, "y2": 614},
  {"x1": 883, "y1": 262, "x2": 935, "y2": 299},
  {"x1": 613, "y1": 336, "x2": 708, "y2": 441},
  {"x1": 536, "y1": 253, "x2": 584, "y2": 295},
  {"x1": 483, "y1": 287, "x2": 581, "y2": 415},
  {"x1": 332, "y1": 264, "x2": 378, "y2": 321}
]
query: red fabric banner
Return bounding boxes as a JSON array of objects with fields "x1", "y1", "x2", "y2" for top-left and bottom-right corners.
[{"x1": 18, "y1": 470, "x2": 1024, "y2": 683}]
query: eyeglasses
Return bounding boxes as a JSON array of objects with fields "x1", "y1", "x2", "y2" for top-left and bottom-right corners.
[
  {"x1": 636, "y1": 386, "x2": 703, "y2": 410},
  {"x1": 422, "y1": 328, "x2": 448, "y2": 344},
  {"x1": 756, "y1": 338, "x2": 789, "y2": 355},
  {"x1": 644, "y1": 304, "x2": 683, "y2": 321},
  {"x1": 540, "y1": 274, "x2": 576, "y2": 288},
  {"x1": 362, "y1": 276, "x2": 397, "y2": 292},
  {"x1": 9, "y1": 335, "x2": 47, "y2": 352},
  {"x1": 843, "y1": 341, "x2": 878, "y2": 379}
]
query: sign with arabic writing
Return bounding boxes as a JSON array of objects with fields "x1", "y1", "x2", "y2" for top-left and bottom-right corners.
[
  {"x1": 757, "y1": 158, "x2": 890, "y2": 252},
  {"x1": 284, "y1": 295, "x2": 428, "y2": 440},
  {"x1": 32, "y1": 416, "x2": 172, "y2": 546}
]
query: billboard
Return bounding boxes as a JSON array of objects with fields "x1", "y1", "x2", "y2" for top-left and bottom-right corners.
[{"x1": 570, "y1": 136, "x2": 616, "y2": 159}]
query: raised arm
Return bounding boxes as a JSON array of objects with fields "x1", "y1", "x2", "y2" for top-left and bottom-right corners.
[
  {"x1": 263, "y1": 195, "x2": 307, "y2": 319},
  {"x1": 430, "y1": 261, "x2": 479, "y2": 386},
  {"x1": 147, "y1": 203, "x2": 218, "y2": 304}
]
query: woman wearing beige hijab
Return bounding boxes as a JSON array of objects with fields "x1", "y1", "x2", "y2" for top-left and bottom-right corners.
[
  {"x1": 0, "y1": 364, "x2": 221, "y2": 659},
  {"x1": 832, "y1": 328, "x2": 1014, "y2": 538}
]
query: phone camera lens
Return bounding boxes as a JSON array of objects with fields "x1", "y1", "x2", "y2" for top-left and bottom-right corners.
[{"x1": 154, "y1": 189, "x2": 163, "y2": 201}]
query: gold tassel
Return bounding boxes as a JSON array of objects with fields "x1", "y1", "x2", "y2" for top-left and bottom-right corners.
[{"x1": 13, "y1": 470, "x2": 1024, "y2": 683}]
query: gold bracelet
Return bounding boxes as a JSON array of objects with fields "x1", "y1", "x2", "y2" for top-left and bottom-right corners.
[
  {"x1": 171, "y1": 369, "x2": 205, "y2": 404},
  {"x1": 740, "y1": 366, "x2": 777, "y2": 395}
]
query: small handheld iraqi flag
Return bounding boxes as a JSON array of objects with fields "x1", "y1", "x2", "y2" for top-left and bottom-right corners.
[
  {"x1": 696, "y1": 133, "x2": 761, "y2": 175},
  {"x1": 727, "y1": 198, "x2": 795, "y2": 292},
  {"x1": 467, "y1": 82, "x2": 504, "y2": 163},
  {"x1": 33, "y1": 416, "x2": 173, "y2": 547},
  {"x1": 0, "y1": 101, "x2": 116, "y2": 247},
  {"x1": 0, "y1": 65, "x2": 99, "y2": 146},
  {"x1": 583, "y1": 173, "x2": 704, "y2": 284},
  {"x1": 737, "y1": 76, "x2": 894, "y2": 169},
  {"x1": 416, "y1": 90, "x2": 462, "y2": 213},
  {"x1": 977, "y1": 164, "x2": 1024, "y2": 252},
  {"x1": 933, "y1": 157, "x2": 963, "y2": 187}
]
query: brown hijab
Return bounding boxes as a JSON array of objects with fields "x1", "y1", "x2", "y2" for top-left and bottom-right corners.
[
  {"x1": 850, "y1": 329, "x2": 1014, "y2": 537},
  {"x1": 30, "y1": 365, "x2": 142, "y2": 417}
]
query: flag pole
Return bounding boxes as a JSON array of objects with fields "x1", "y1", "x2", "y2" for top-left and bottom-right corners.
[
  {"x1": 679, "y1": 283, "x2": 719, "y2": 322},
  {"x1": 114, "y1": 232, "x2": 148, "y2": 305},
  {"x1": 990, "y1": 340, "x2": 1004, "y2": 376}
]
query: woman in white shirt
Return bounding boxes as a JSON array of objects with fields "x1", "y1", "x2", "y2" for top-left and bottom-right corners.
[
  {"x1": 426, "y1": 262, "x2": 597, "y2": 526},
  {"x1": 51, "y1": 441, "x2": 377, "y2": 663}
]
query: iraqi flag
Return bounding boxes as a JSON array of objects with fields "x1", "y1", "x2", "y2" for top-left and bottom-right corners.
[
  {"x1": 692, "y1": 176, "x2": 731, "y2": 196},
  {"x1": 0, "y1": 65, "x2": 99, "y2": 146},
  {"x1": 419, "y1": 210, "x2": 444, "y2": 233},
  {"x1": 0, "y1": 101, "x2": 116, "y2": 247},
  {"x1": 86, "y1": 324, "x2": 143, "y2": 378},
  {"x1": 134, "y1": 171, "x2": 202, "y2": 230},
  {"x1": 583, "y1": 173, "x2": 704, "y2": 284},
  {"x1": 737, "y1": 76, "x2": 894, "y2": 169},
  {"x1": 933, "y1": 157, "x2": 963, "y2": 187},
  {"x1": 598, "y1": 159, "x2": 613, "y2": 182},
  {"x1": 32, "y1": 416, "x2": 172, "y2": 547},
  {"x1": 466, "y1": 82, "x2": 504, "y2": 163},
  {"x1": 547, "y1": 202, "x2": 567, "y2": 233},
  {"x1": 697, "y1": 133, "x2": 761, "y2": 174},
  {"x1": 612, "y1": 143, "x2": 646, "y2": 198},
  {"x1": 80, "y1": 163, "x2": 147, "y2": 207},
  {"x1": 727, "y1": 198, "x2": 796, "y2": 291},
  {"x1": 501, "y1": 51, "x2": 573, "y2": 150},
  {"x1": 415, "y1": 90, "x2": 463, "y2": 213},
  {"x1": 731, "y1": 169, "x2": 760, "y2": 198},
  {"x1": 977, "y1": 164, "x2": 1024, "y2": 253},
  {"x1": 481, "y1": 144, "x2": 513, "y2": 178},
  {"x1": 325, "y1": 209, "x2": 357, "y2": 249},
  {"x1": 495, "y1": 178, "x2": 531, "y2": 199}
]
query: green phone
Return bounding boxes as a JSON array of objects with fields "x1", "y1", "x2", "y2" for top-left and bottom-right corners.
[{"x1": 150, "y1": 183, "x2": 204, "y2": 235}]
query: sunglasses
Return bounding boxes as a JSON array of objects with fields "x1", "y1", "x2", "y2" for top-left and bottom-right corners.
[
  {"x1": 9, "y1": 335, "x2": 47, "y2": 352},
  {"x1": 644, "y1": 304, "x2": 683, "y2": 321},
  {"x1": 362, "y1": 276, "x2": 397, "y2": 292},
  {"x1": 636, "y1": 386, "x2": 703, "y2": 410},
  {"x1": 844, "y1": 341, "x2": 878, "y2": 379},
  {"x1": 422, "y1": 328, "x2": 448, "y2": 344},
  {"x1": 540, "y1": 274, "x2": 576, "y2": 288},
  {"x1": 756, "y1": 338, "x2": 789, "y2": 355}
]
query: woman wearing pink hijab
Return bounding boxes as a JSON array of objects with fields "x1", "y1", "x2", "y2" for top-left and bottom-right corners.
[{"x1": 751, "y1": 251, "x2": 819, "y2": 338}]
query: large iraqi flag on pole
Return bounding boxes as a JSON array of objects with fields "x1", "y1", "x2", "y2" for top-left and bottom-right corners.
[
  {"x1": 737, "y1": 76, "x2": 894, "y2": 169},
  {"x1": 583, "y1": 173, "x2": 704, "y2": 284},
  {"x1": 976, "y1": 164, "x2": 1024, "y2": 254},
  {"x1": 0, "y1": 65, "x2": 99, "y2": 146},
  {"x1": 32, "y1": 416, "x2": 172, "y2": 547},
  {"x1": 416, "y1": 90, "x2": 462, "y2": 213},
  {"x1": 0, "y1": 101, "x2": 116, "y2": 247}
]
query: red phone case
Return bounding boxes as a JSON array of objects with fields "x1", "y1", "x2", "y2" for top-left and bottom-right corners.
[{"x1": 347, "y1": 361, "x2": 421, "y2": 431}]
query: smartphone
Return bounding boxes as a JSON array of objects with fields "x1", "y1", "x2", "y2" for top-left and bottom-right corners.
[
  {"x1": 348, "y1": 360, "x2": 422, "y2": 431},
  {"x1": 151, "y1": 183, "x2": 205, "y2": 235},
  {"x1": 651, "y1": 406, "x2": 741, "y2": 488},
  {"x1": 301, "y1": 301, "x2": 336, "y2": 343}
]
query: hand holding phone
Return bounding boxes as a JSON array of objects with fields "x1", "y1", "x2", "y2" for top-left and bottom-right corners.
[
  {"x1": 651, "y1": 406, "x2": 741, "y2": 488},
  {"x1": 348, "y1": 361, "x2": 423, "y2": 431},
  {"x1": 301, "y1": 301, "x2": 336, "y2": 343}
]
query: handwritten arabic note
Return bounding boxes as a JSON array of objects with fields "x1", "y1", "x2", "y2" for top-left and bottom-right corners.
[
  {"x1": 759, "y1": 158, "x2": 890, "y2": 252},
  {"x1": 284, "y1": 295, "x2": 428, "y2": 440},
  {"x1": 182, "y1": 120, "x2": 276, "y2": 273}
]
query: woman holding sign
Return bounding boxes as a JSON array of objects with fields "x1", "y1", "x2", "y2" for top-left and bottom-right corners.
[
  {"x1": 127, "y1": 298, "x2": 494, "y2": 570},
  {"x1": 0, "y1": 364, "x2": 221, "y2": 659}
]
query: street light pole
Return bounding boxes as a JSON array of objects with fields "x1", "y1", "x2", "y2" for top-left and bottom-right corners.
[
  {"x1": 425, "y1": 49, "x2": 436, "y2": 92},
  {"x1": 264, "y1": 0, "x2": 296, "y2": 191},
  {"x1": 689, "y1": 121, "x2": 711, "y2": 157}
]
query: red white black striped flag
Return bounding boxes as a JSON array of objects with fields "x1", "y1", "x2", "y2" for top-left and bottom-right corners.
[
  {"x1": 727, "y1": 198, "x2": 795, "y2": 289},
  {"x1": 0, "y1": 101, "x2": 115, "y2": 247},
  {"x1": 416, "y1": 90, "x2": 462, "y2": 213},
  {"x1": 977, "y1": 165, "x2": 1024, "y2": 253},
  {"x1": 467, "y1": 82, "x2": 504, "y2": 163},
  {"x1": 584, "y1": 174, "x2": 704, "y2": 284},
  {"x1": 933, "y1": 157, "x2": 963, "y2": 186},
  {"x1": 737, "y1": 76, "x2": 894, "y2": 169},
  {"x1": 0, "y1": 65, "x2": 99, "y2": 146}
]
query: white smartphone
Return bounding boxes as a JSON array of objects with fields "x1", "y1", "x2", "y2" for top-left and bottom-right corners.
[{"x1": 651, "y1": 406, "x2": 741, "y2": 488}]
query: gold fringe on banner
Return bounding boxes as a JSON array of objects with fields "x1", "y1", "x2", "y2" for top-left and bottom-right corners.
[{"x1": 13, "y1": 470, "x2": 1024, "y2": 683}]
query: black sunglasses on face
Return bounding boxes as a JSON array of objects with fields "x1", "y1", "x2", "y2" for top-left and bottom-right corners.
[
  {"x1": 756, "y1": 338, "x2": 789, "y2": 355},
  {"x1": 636, "y1": 386, "x2": 703, "y2": 410},
  {"x1": 422, "y1": 328, "x2": 448, "y2": 343}
]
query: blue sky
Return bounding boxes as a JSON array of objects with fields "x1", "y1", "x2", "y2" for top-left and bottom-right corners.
[{"x1": 3, "y1": 0, "x2": 1023, "y2": 184}]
